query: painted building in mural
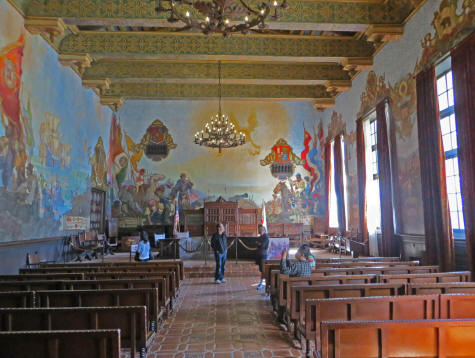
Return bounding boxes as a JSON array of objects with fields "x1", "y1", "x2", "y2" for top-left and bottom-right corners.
[{"x1": 0, "y1": 0, "x2": 111, "y2": 242}]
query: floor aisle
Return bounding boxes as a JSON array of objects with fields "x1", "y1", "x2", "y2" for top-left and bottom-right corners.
[{"x1": 147, "y1": 276, "x2": 304, "y2": 358}]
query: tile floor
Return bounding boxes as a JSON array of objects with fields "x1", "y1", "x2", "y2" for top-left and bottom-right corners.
[{"x1": 138, "y1": 276, "x2": 304, "y2": 358}]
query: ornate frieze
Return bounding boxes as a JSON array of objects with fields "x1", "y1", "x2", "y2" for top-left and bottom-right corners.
[
  {"x1": 103, "y1": 83, "x2": 331, "y2": 100},
  {"x1": 58, "y1": 33, "x2": 376, "y2": 60}
]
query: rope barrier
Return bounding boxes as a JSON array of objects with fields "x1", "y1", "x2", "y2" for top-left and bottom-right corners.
[
  {"x1": 177, "y1": 239, "x2": 204, "y2": 253},
  {"x1": 237, "y1": 238, "x2": 258, "y2": 251},
  {"x1": 227, "y1": 238, "x2": 236, "y2": 250}
]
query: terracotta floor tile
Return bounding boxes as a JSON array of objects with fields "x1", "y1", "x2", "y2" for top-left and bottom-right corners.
[{"x1": 146, "y1": 276, "x2": 305, "y2": 358}]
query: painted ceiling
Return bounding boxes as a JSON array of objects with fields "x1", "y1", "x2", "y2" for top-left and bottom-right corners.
[{"x1": 9, "y1": 0, "x2": 427, "y2": 109}]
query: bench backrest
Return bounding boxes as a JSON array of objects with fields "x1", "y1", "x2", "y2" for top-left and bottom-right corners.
[
  {"x1": 0, "y1": 291, "x2": 34, "y2": 308},
  {"x1": 0, "y1": 273, "x2": 85, "y2": 281},
  {"x1": 284, "y1": 275, "x2": 376, "y2": 311},
  {"x1": 440, "y1": 293, "x2": 475, "y2": 318},
  {"x1": 35, "y1": 288, "x2": 159, "y2": 330},
  {"x1": 0, "y1": 329, "x2": 120, "y2": 358},
  {"x1": 306, "y1": 295, "x2": 439, "y2": 353},
  {"x1": 379, "y1": 271, "x2": 471, "y2": 284},
  {"x1": 408, "y1": 282, "x2": 475, "y2": 295},
  {"x1": 0, "y1": 306, "x2": 147, "y2": 354},
  {"x1": 86, "y1": 272, "x2": 175, "y2": 297},
  {"x1": 292, "y1": 283, "x2": 405, "y2": 322},
  {"x1": 319, "y1": 319, "x2": 475, "y2": 358}
]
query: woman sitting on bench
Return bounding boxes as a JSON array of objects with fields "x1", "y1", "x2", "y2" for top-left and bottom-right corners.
[{"x1": 136, "y1": 231, "x2": 152, "y2": 262}]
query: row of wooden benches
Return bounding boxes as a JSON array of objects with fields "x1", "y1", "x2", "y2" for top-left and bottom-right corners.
[
  {"x1": 261, "y1": 259, "x2": 475, "y2": 357},
  {"x1": 0, "y1": 260, "x2": 184, "y2": 358}
]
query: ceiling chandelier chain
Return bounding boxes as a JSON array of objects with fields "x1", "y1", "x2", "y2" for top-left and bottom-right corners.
[
  {"x1": 194, "y1": 61, "x2": 246, "y2": 153},
  {"x1": 154, "y1": 0, "x2": 289, "y2": 37}
]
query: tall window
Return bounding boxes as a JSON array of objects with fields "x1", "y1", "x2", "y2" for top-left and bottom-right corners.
[
  {"x1": 436, "y1": 59, "x2": 465, "y2": 238},
  {"x1": 328, "y1": 138, "x2": 348, "y2": 231},
  {"x1": 329, "y1": 141, "x2": 339, "y2": 228},
  {"x1": 364, "y1": 112, "x2": 381, "y2": 236}
]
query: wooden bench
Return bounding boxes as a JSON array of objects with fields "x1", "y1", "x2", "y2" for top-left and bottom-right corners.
[
  {"x1": 0, "y1": 278, "x2": 170, "y2": 311},
  {"x1": 277, "y1": 274, "x2": 376, "y2": 313},
  {"x1": 0, "y1": 291, "x2": 34, "y2": 308},
  {"x1": 315, "y1": 260, "x2": 420, "y2": 268},
  {"x1": 22, "y1": 265, "x2": 181, "y2": 292},
  {"x1": 408, "y1": 282, "x2": 475, "y2": 295},
  {"x1": 440, "y1": 293, "x2": 475, "y2": 318},
  {"x1": 290, "y1": 283, "x2": 406, "y2": 328},
  {"x1": 284, "y1": 275, "x2": 376, "y2": 315},
  {"x1": 302, "y1": 295, "x2": 439, "y2": 356},
  {"x1": 0, "y1": 306, "x2": 150, "y2": 358},
  {"x1": 379, "y1": 271, "x2": 471, "y2": 284},
  {"x1": 0, "y1": 273, "x2": 85, "y2": 281},
  {"x1": 0, "y1": 329, "x2": 120, "y2": 358},
  {"x1": 41, "y1": 260, "x2": 184, "y2": 281},
  {"x1": 35, "y1": 288, "x2": 160, "y2": 331},
  {"x1": 269, "y1": 265, "x2": 438, "y2": 302},
  {"x1": 86, "y1": 272, "x2": 177, "y2": 299},
  {"x1": 318, "y1": 319, "x2": 475, "y2": 358}
]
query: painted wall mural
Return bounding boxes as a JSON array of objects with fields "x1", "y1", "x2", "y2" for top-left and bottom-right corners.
[
  {"x1": 0, "y1": 0, "x2": 111, "y2": 242},
  {"x1": 321, "y1": 0, "x2": 473, "y2": 236},
  {"x1": 112, "y1": 100, "x2": 325, "y2": 227}
]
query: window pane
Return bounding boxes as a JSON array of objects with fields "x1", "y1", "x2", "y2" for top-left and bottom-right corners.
[
  {"x1": 445, "y1": 159, "x2": 453, "y2": 176},
  {"x1": 448, "y1": 193, "x2": 457, "y2": 211},
  {"x1": 450, "y1": 114, "x2": 456, "y2": 132},
  {"x1": 453, "y1": 157, "x2": 459, "y2": 175},
  {"x1": 447, "y1": 72, "x2": 453, "y2": 89},
  {"x1": 442, "y1": 134, "x2": 451, "y2": 152},
  {"x1": 439, "y1": 93, "x2": 448, "y2": 111},
  {"x1": 451, "y1": 211, "x2": 459, "y2": 229},
  {"x1": 437, "y1": 76, "x2": 447, "y2": 94},
  {"x1": 451, "y1": 131, "x2": 458, "y2": 149},
  {"x1": 459, "y1": 212, "x2": 465, "y2": 230},
  {"x1": 457, "y1": 193, "x2": 463, "y2": 211},
  {"x1": 448, "y1": 89, "x2": 454, "y2": 107},
  {"x1": 440, "y1": 116, "x2": 450, "y2": 135},
  {"x1": 446, "y1": 176, "x2": 456, "y2": 194}
]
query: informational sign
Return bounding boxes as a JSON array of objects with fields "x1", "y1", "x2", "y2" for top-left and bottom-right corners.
[
  {"x1": 62, "y1": 216, "x2": 89, "y2": 231},
  {"x1": 175, "y1": 232, "x2": 189, "y2": 239},
  {"x1": 268, "y1": 237, "x2": 290, "y2": 259},
  {"x1": 130, "y1": 244, "x2": 138, "y2": 253},
  {"x1": 154, "y1": 233, "x2": 166, "y2": 245}
]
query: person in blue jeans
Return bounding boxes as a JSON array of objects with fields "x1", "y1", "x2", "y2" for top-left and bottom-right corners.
[
  {"x1": 256, "y1": 224, "x2": 269, "y2": 290},
  {"x1": 136, "y1": 230, "x2": 151, "y2": 262},
  {"x1": 211, "y1": 222, "x2": 227, "y2": 284}
]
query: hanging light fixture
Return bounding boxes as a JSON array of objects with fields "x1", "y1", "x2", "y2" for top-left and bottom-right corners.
[
  {"x1": 194, "y1": 61, "x2": 246, "y2": 153},
  {"x1": 154, "y1": 0, "x2": 289, "y2": 37}
]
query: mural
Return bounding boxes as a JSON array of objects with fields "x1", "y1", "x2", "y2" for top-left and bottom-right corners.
[
  {"x1": 110, "y1": 99, "x2": 325, "y2": 227},
  {"x1": 0, "y1": 0, "x2": 111, "y2": 242}
]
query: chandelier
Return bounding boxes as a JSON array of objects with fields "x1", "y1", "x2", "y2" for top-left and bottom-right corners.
[
  {"x1": 154, "y1": 0, "x2": 289, "y2": 37},
  {"x1": 194, "y1": 61, "x2": 246, "y2": 153}
]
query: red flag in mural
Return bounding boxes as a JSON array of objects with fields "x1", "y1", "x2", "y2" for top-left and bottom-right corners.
[
  {"x1": 108, "y1": 113, "x2": 128, "y2": 186},
  {"x1": 301, "y1": 125, "x2": 318, "y2": 192},
  {"x1": 0, "y1": 35, "x2": 24, "y2": 138}
]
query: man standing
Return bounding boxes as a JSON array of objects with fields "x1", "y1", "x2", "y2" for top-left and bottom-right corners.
[
  {"x1": 211, "y1": 222, "x2": 227, "y2": 284},
  {"x1": 256, "y1": 224, "x2": 269, "y2": 290}
]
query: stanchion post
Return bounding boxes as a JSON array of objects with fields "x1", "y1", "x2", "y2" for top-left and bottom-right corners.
[
  {"x1": 235, "y1": 238, "x2": 238, "y2": 264},
  {"x1": 204, "y1": 235, "x2": 207, "y2": 266}
]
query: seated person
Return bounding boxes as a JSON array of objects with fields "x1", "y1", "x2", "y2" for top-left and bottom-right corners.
[
  {"x1": 300, "y1": 243, "x2": 316, "y2": 268},
  {"x1": 280, "y1": 245, "x2": 312, "y2": 277},
  {"x1": 135, "y1": 231, "x2": 152, "y2": 262}
]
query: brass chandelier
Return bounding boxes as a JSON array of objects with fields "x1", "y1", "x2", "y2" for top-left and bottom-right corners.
[
  {"x1": 154, "y1": 0, "x2": 289, "y2": 37},
  {"x1": 194, "y1": 61, "x2": 246, "y2": 153}
]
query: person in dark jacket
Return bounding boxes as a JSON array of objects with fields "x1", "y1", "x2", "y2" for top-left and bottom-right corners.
[
  {"x1": 211, "y1": 222, "x2": 227, "y2": 284},
  {"x1": 256, "y1": 224, "x2": 269, "y2": 290}
]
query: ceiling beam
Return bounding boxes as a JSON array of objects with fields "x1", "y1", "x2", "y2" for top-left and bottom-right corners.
[
  {"x1": 82, "y1": 61, "x2": 351, "y2": 85},
  {"x1": 25, "y1": 0, "x2": 424, "y2": 31},
  {"x1": 101, "y1": 83, "x2": 333, "y2": 100},
  {"x1": 58, "y1": 32, "x2": 375, "y2": 62}
]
